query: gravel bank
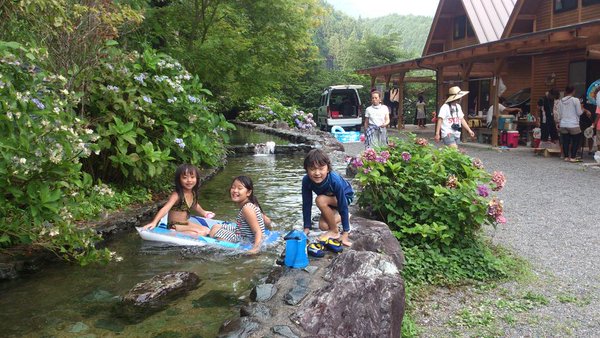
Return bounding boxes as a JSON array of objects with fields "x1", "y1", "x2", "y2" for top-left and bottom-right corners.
[{"x1": 343, "y1": 126, "x2": 600, "y2": 337}]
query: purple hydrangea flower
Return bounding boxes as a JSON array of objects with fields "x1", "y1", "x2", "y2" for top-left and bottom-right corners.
[
  {"x1": 477, "y1": 184, "x2": 490, "y2": 197},
  {"x1": 31, "y1": 98, "x2": 45, "y2": 110},
  {"x1": 401, "y1": 151, "x2": 411, "y2": 162}
]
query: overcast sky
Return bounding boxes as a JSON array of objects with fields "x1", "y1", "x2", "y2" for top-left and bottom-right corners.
[{"x1": 325, "y1": 0, "x2": 440, "y2": 18}]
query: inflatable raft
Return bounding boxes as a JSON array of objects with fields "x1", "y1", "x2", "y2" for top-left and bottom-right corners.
[{"x1": 136, "y1": 215, "x2": 281, "y2": 250}]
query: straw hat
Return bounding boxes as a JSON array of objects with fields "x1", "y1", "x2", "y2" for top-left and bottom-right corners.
[{"x1": 445, "y1": 86, "x2": 469, "y2": 103}]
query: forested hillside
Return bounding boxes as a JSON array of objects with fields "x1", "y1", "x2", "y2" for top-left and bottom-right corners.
[
  {"x1": 363, "y1": 14, "x2": 433, "y2": 57},
  {"x1": 314, "y1": 4, "x2": 433, "y2": 70}
]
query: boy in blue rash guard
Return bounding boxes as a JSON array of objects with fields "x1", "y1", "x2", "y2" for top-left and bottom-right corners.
[{"x1": 302, "y1": 149, "x2": 354, "y2": 247}]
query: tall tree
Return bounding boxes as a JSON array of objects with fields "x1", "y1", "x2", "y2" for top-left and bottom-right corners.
[{"x1": 129, "y1": 0, "x2": 323, "y2": 106}]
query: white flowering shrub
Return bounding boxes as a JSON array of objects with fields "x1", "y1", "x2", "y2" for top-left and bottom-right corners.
[
  {"x1": 237, "y1": 96, "x2": 316, "y2": 129},
  {"x1": 83, "y1": 47, "x2": 234, "y2": 183},
  {"x1": 0, "y1": 41, "x2": 114, "y2": 264}
]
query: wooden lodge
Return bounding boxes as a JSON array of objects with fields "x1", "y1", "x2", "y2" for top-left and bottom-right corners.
[{"x1": 357, "y1": 0, "x2": 600, "y2": 146}]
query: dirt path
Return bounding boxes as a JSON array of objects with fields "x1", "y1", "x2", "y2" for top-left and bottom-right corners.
[{"x1": 343, "y1": 127, "x2": 600, "y2": 337}]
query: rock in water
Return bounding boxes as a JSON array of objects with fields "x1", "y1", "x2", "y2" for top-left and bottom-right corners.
[{"x1": 119, "y1": 271, "x2": 200, "y2": 321}]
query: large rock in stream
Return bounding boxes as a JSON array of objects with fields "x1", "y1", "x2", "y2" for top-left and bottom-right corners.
[
  {"x1": 218, "y1": 216, "x2": 405, "y2": 338},
  {"x1": 291, "y1": 251, "x2": 404, "y2": 337},
  {"x1": 118, "y1": 271, "x2": 200, "y2": 321}
]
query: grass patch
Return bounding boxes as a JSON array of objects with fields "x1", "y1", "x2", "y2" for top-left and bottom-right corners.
[
  {"x1": 400, "y1": 237, "x2": 533, "y2": 336},
  {"x1": 557, "y1": 293, "x2": 592, "y2": 306}
]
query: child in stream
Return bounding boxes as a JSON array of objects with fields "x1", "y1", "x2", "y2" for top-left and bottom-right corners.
[
  {"x1": 143, "y1": 164, "x2": 214, "y2": 236},
  {"x1": 302, "y1": 149, "x2": 354, "y2": 247},
  {"x1": 209, "y1": 175, "x2": 270, "y2": 254}
]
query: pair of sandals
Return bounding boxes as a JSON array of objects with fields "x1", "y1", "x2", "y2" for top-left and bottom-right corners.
[{"x1": 307, "y1": 238, "x2": 343, "y2": 257}]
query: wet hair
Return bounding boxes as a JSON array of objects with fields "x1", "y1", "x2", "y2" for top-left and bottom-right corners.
[
  {"x1": 231, "y1": 175, "x2": 262, "y2": 212},
  {"x1": 418, "y1": 95, "x2": 424, "y2": 102},
  {"x1": 303, "y1": 149, "x2": 332, "y2": 172},
  {"x1": 174, "y1": 163, "x2": 201, "y2": 200},
  {"x1": 564, "y1": 85, "x2": 575, "y2": 95}
]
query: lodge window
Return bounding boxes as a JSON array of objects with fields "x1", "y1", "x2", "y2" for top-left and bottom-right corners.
[
  {"x1": 453, "y1": 16, "x2": 474, "y2": 40},
  {"x1": 554, "y1": 0, "x2": 577, "y2": 12},
  {"x1": 583, "y1": 0, "x2": 600, "y2": 5}
]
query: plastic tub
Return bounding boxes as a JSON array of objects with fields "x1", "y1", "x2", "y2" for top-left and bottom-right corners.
[
  {"x1": 498, "y1": 115, "x2": 514, "y2": 131},
  {"x1": 332, "y1": 131, "x2": 361, "y2": 143}
]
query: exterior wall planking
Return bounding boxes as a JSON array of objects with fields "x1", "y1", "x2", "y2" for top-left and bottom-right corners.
[
  {"x1": 452, "y1": 35, "x2": 479, "y2": 49},
  {"x1": 536, "y1": 1, "x2": 552, "y2": 30},
  {"x1": 554, "y1": 10, "x2": 579, "y2": 27},
  {"x1": 503, "y1": 57, "x2": 532, "y2": 97},
  {"x1": 581, "y1": 5, "x2": 600, "y2": 21},
  {"x1": 531, "y1": 49, "x2": 586, "y2": 104}
]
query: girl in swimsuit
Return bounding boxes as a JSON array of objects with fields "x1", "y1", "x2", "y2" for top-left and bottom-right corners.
[
  {"x1": 209, "y1": 176, "x2": 271, "y2": 254},
  {"x1": 143, "y1": 164, "x2": 214, "y2": 236}
]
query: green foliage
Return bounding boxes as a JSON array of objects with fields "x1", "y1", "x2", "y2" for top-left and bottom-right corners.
[
  {"x1": 128, "y1": 0, "x2": 323, "y2": 107},
  {"x1": 0, "y1": 41, "x2": 114, "y2": 264},
  {"x1": 81, "y1": 46, "x2": 234, "y2": 183},
  {"x1": 70, "y1": 182, "x2": 152, "y2": 221},
  {"x1": 314, "y1": 5, "x2": 431, "y2": 69},
  {"x1": 402, "y1": 241, "x2": 519, "y2": 286},
  {"x1": 353, "y1": 135, "x2": 506, "y2": 248},
  {"x1": 0, "y1": 0, "x2": 143, "y2": 89},
  {"x1": 237, "y1": 96, "x2": 316, "y2": 129},
  {"x1": 362, "y1": 14, "x2": 433, "y2": 59}
]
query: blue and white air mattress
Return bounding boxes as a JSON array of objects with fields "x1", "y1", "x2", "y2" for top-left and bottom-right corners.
[{"x1": 136, "y1": 215, "x2": 281, "y2": 250}]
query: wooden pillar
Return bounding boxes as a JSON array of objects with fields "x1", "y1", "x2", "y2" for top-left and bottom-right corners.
[
  {"x1": 370, "y1": 75, "x2": 377, "y2": 91},
  {"x1": 460, "y1": 62, "x2": 473, "y2": 142},
  {"x1": 435, "y1": 67, "x2": 445, "y2": 133},
  {"x1": 397, "y1": 72, "x2": 406, "y2": 128},
  {"x1": 460, "y1": 62, "x2": 473, "y2": 115},
  {"x1": 491, "y1": 58, "x2": 506, "y2": 147},
  {"x1": 436, "y1": 67, "x2": 445, "y2": 110}
]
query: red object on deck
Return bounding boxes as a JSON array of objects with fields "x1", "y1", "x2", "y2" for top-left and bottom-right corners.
[{"x1": 506, "y1": 131, "x2": 519, "y2": 148}]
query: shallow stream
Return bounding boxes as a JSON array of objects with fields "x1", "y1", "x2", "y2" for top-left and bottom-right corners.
[{"x1": 0, "y1": 127, "x2": 336, "y2": 337}]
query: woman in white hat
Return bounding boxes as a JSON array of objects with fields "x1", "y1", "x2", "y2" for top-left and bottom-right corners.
[{"x1": 434, "y1": 86, "x2": 475, "y2": 148}]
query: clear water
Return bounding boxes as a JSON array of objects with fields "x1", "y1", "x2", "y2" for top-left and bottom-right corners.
[
  {"x1": 0, "y1": 126, "x2": 348, "y2": 337},
  {"x1": 228, "y1": 125, "x2": 289, "y2": 145},
  {"x1": 0, "y1": 125, "x2": 320, "y2": 337}
]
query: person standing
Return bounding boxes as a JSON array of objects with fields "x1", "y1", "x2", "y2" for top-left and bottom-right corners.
[
  {"x1": 594, "y1": 86, "x2": 600, "y2": 152},
  {"x1": 364, "y1": 91, "x2": 390, "y2": 148},
  {"x1": 541, "y1": 89, "x2": 560, "y2": 142},
  {"x1": 579, "y1": 96, "x2": 594, "y2": 156},
  {"x1": 415, "y1": 95, "x2": 427, "y2": 128},
  {"x1": 557, "y1": 85, "x2": 583, "y2": 162},
  {"x1": 390, "y1": 86, "x2": 400, "y2": 128},
  {"x1": 434, "y1": 86, "x2": 475, "y2": 148}
]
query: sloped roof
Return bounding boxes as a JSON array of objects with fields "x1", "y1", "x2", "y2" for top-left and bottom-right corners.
[
  {"x1": 463, "y1": 0, "x2": 516, "y2": 43},
  {"x1": 423, "y1": 0, "x2": 516, "y2": 56}
]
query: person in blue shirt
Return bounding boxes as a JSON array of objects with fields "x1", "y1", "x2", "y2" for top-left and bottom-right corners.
[{"x1": 302, "y1": 149, "x2": 354, "y2": 247}]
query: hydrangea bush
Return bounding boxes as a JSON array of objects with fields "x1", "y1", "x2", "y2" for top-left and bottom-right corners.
[
  {"x1": 292, "y1": 110, "x2": 317, "y2": 129},
  {"x1": 0, "y1": 41, "x2": 115, "y2": 264},
  {"x1": 351, "y1": 135, "x2": 506, "y2": 248},
  {"x1": 83, "y1": 47, "x2": 234, "y2": 183},
  {"x1": 237, "y1": 96, "x2": 316, "y2": 129}
]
